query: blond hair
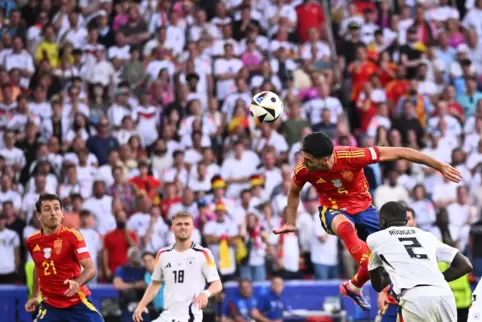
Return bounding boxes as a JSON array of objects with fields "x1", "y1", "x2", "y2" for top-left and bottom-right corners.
[{"x1": 171, "y1": 211, "x2": 194, "y2": 222}]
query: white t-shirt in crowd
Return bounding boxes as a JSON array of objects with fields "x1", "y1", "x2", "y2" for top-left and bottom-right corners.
[{"x1": 0, "y1": 228, "x2": 19, "y2": 274}]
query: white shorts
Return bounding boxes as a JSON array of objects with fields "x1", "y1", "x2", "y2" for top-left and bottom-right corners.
[
  {"x1": 468, "y1": 302, "x2": 482, "y2": 322},
  {"x1": 398, "y1": 286, "x2": 457, "y2": 322},
  {"x1": 152, "y1": 310, "x2": 203, "y2": 322}
]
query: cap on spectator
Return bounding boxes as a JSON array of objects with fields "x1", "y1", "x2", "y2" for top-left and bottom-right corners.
[
  {"x1": 98, "y1": 10, "x2": 108, "y2": 17},
  {"x1": 38, "y1": 156, "x2": 50, "y2": 164},
  {"x1": 348, "y1": 21, "x2": 360, "y2": 30},
  {"x1": 211, "y1": 175, "x2": 226, "y2": 190},
  {"x1": 250, "y1": 175, "x2": 264, "y2": 187},
  {"x1": 214, "y1": 202, "x2": 228, "y2": 213},
  {"x1": 197, "y1": 199, "x2": 209, "y2": 208}
]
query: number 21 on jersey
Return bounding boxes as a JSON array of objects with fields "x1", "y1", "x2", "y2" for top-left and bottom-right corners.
[{"x1": 42, "y1": 260, "x2": 57, "y2": 275}]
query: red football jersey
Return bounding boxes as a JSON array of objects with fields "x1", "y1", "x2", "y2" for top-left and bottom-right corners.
[
  {"x1": 25, "y1": 225, "x2": 91, "y2": 308},
  {"x1": 293, "y1": 146, "x2": 380, "y2": 215}
]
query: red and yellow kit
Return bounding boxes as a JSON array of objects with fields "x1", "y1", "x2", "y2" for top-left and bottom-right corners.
[
  {"x1": 25, "y1": 225, "x2": 91, "y2": 308},
  {"x1": 293, "y1": 146, "x2": 381, "y2": 215}
]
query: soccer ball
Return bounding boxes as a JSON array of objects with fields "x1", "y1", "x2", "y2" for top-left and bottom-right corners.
[{"x1": 250, "y1": 91, "x2": 284, "y2": 124}]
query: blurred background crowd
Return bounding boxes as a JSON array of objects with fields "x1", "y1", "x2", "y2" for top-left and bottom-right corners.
[{"x1": 0, "y1": 0, "x2": 481, "y2": 319}]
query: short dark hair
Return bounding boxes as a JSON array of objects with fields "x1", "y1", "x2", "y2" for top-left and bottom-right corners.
[
  {"x1": 301, "y1": 132, "x2": 334, "y2": 158},
  {"x1": 142, "y1": 251, "x2": 155, "y2": 259},
  {"x1": 379, "y1": 201, "x2": 407, "y2": 225},
  {"x1": 35, "y1": 193, "x2": 63, "y2": 213},
  {"x1": 405, "y1": 206, "x2": 416, "y2": 219}
]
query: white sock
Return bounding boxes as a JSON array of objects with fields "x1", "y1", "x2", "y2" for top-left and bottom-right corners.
[{"x1": 348, "y1": 280, "x2": 361, "y2": 292}]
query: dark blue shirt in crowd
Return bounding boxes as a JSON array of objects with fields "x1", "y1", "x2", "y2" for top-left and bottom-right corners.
[
  {"x1": 115, "y1": 264, "x2": 146, "y2": 282},
  {"x1": 86, "y1": 135, "x2": 120, "y2": 166},
  {"x1": 257, "y1": 290, "x2": 290, "y2": 320},
  {"x1": 228, "y1": 294, "x2": 258, "y2": 320}
]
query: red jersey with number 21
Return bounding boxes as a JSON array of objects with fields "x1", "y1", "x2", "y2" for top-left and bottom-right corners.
[
  {"x1": 293, "y1": 146, "x2": 380, "y2": 215},
  {"x1": 25, "y1": 225, "x2": 91, "y2": 308}
]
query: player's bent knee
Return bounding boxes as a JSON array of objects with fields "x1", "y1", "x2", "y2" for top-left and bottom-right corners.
[{"x1": 335, "y1": 218, "x2": 356, "y2": 236}]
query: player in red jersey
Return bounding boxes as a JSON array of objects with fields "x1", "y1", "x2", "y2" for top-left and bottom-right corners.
[
  {"x1": 24, "y1": 193, "x2": 104, "y2": 322},
  {"x1": 273, "y1": 132, "x2": 462, "y2": 310}
]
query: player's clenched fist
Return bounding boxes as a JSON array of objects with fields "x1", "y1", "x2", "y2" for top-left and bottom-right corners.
[
  {"x1": 25, "y1": 298, "x2": 38, "y2": 312},
  {"x1": 133, "y1": 306, "x2": 148, "y2": 322}
]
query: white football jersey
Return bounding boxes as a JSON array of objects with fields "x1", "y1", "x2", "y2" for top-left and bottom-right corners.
[
  {"x1": 367, "y1": 226, "x2": 459, "y2": 295},
  {"x1": 152, "y1": 243, "x2": 220, "y2": 315},
  {"x1": 468, "y1": 279, "x2": 482, "y2": 322}
]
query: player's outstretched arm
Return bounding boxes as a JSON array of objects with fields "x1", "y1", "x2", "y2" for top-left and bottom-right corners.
[
  {"x1": 273, "y1": 179, "x2": 302, "y2": 234},
  {"x1": 378, "y1": 147, "x2": 462, "y2": 183},
  {"x1": 369, "y1": 267, "x2": 392, "y2": 293},
  {"x1": 133, "y1": 280, "x2": 163, "y2": 322},
  {"x1": 443, "y1": 252, "x2": 473, "y2": 282}
]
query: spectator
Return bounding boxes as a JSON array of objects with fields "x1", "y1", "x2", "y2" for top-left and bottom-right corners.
[
  {"x1": 225, "y1": 279, "x2": 257, "y2": 321},
  {"x1": 113, "y1": 246, "x2": 148, "y2": 322},
  {"x1": 204, "y1": 202, "x2": 238, "y2": 281},
  {"x1": 253, "y1": 276, "x2": 291, "y2": 320},
  {"x1": 0, "y1": 213, "x2": 20, "y2": 283},
  {"x1": 78, "y1": 209, "x2": 102, "y2": 284},
  {"x1": 103, "y1": 210, "x2": 138, "y2": 281}
]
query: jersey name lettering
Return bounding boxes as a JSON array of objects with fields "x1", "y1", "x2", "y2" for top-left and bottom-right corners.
[{"x1": 389, "y1": 228, "x2": 416, "y2": 236}]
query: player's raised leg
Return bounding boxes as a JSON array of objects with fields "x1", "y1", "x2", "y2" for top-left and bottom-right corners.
[{"x1": 320, "y1": 207, "x2": 373, "y2": 310}]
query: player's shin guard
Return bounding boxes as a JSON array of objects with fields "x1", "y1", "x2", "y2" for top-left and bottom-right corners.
[{"x1": 337, "y1": 221, "x2": 370, "y2": 288}]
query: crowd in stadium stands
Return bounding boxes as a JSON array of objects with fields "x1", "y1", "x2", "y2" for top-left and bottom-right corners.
[{"x1": 0, "y1": 0, "x2": 481, "y2": 311}]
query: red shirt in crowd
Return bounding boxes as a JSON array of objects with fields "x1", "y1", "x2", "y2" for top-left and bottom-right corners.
[
  {"x1": 296, "y1": 1, "x2": 325, "y2": 42},
  {"x1": 103, "y1": 229, "x2": 138, "y2": 275}
]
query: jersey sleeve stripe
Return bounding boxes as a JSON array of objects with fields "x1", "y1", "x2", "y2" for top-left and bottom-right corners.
[
  {"x1": 336, "y1": 151, "x2": 366, "y2": 156},
  {"x1": 294, "y1": 164, "x2": 306, "y2": 175},
  {"x1": 26, "y1": 231, "x2": 41, "y2": 241},
  {"x1": 368, "y1": 147, "x2": 377, "y2": 160},
  {"x1": 338, "y1": 155, "x2": 365, "y2": 159},
  {"x1": 197, "y1": 249, "x2": 216, "y2": 267},
  {"x1": 155, "y1": 250, "x2": 166, "y2": 264}
]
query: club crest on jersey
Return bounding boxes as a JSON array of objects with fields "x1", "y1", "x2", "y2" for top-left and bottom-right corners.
[
  {"x1": 331, "y1": 179, "x2": 342, "y2": 188},
  {"x1": 188, "y1": 257, "x2": 195, "y2": 265},
  {"x1": 54, "y1": 239, "x2": 62, "y2": 255},
  {"x1": 43, "y1": 248, "x2": 52, "y2": 259},
  {"x1": 341, "y1": 169, "x2": 353, "y2": 182}
]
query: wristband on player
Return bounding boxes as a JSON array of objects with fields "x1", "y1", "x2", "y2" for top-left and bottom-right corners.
[{"x1": 202, "y1": 290, "x2": 211, "y2": 298}]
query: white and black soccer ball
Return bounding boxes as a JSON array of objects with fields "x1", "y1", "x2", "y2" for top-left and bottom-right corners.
[{"x1": 250, "y1": 91, "x2": 284, "y2": 124}]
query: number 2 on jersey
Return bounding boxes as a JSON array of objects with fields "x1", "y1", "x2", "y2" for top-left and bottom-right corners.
[
  {"x1": 398, "y1": 237, "x2": 428, "y2": 259},
  {"x1": 173, "y1": 270, "x2": 184, "y2": 283}
]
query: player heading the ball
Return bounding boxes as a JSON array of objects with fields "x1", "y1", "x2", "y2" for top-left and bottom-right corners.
[
  {"x1": 368, "y1": 201, "x2": 472, "y2": 322},
  {"x1": 273, "y1": 132, "x2": 462, "y2": 310},
  {"x1": 24, "y1": 193, "x2": 103, "y2": 322},
  {"x1": 133, "y1": 211, "x2": 223, "y2": 322}
]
